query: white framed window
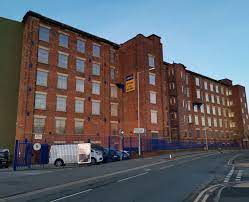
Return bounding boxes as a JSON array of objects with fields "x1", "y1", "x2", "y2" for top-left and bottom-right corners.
[
  {"x1": 205, "y1": 93, "x2": 209, "y2": 102},
  {"x1": 39, "y1": 26, "x2": 50, "y2": 42},
  {"x1": 194, "y1": 115, "x2": 199, "y2": 125},
  {"x1": 196, "y1": 89, "x2": 201, "y2": 99},
  {"x1": 211, "y1": 95, "x2": 215, "y2": 103},
  {"x1": 111, "y1": 85, "x2": 118, "y2": 98},
  {"x1": 74, "y1": 119, "x2": 84, "y2": 134},
  {"x1": 210, "y1": 83, "x2": 214, "y2": 92},
  {"x1": 110, "y1": 49, "x2": 116, "y2": 64},
  {"x1": 214, "y1": 118, "x2": 217, "y2": 127},
  {"x1": 186, "y1": 88, "x2": 190, "y2": 97},
  {"x1": 150, "y1": 91, "x2": 156, "y2": 104},
  {"x1": 201, "y1": 117, "x2": 205, "y2": 126},
  {"x1": 92, "y1": 81, "x2": 100, "y2": 95},
  {"x1": 148, "y1": 54, "x2": 155, "y2": 67},
  {"x1": 170, "y1": 97, "x2": 176, "y2": 105},
  {"x1": 92, "y1": 63, "x2": 100, "y2": 76},
  {"x1": 56, "y1": 96, "x2": 67, "y2": 112},
  {"x1": 187, "y1": 101, "x2": 191, "y2": 111},
  {"x1": 194, "y1": 105, "x2": 198, "y2": 112},
  {"x1": 33, "y1": 116, "x2": 46, "y2": 133},
  {"x1": 55, "y1": 117, "x2": 66, "y2": 134},
  {"x1": 77, "y1": 39, "x2": 85, "y2": 53},
  {"x1": 75, "y1": 98, "x2": 84, "y2": 113},
  {"x1": 188, "y1": 115, "x2": 192, "y2": 123},
  {"x1": 93, "y1": 43, "x2": 100, "y2": 57},
  {"x1": 76, "y1": 58, "x2": 85, "y2": 73},
  {"x1": 58, "y1": 52, "x2": 68, "y2": 68},
  {"x1": 204, "y1": 81, "x2": 208, "y2": 90},
  {"x1": 111, "y1": 103, "x2": 118, "y2": 116},
  {"x1": 217, "y1": 96, "x2": 220, "y2": 104},
  {"x1": 36, "y1": 69, "x2": 48, "y2": 86},
  {"x1": 200, "y1": 105, "x2": 204, "y2": 113},
  {"x1": 212, "y1": 106, "x2": 216, "y2": 115},
  {"x1": 169, "y1": 82, "x2": 175, "y2": 90},
  {"x1": 208, "y1": 117, "x2": 212, "y2": 127},
  {"x1": 222, "y1": 97, "x2": 225, "y2": 106},
  {"x1": 207, "y1": 105, "x2": 210, "y2": 114},
  {"x1": 59, "y1": 33, "x2": 68, "y2": 48},
  {"x1": 215, "y1": 85, "x2": 219, "y2": 93},
  {"x1": 219, "y1": 119, "x2": 223, "y2": 127},
  {"x1": 92, "y1": 100, "x2": 100, "y2": 115},
  {"x1": 218, "y1": 107, "x2": 222, "y2": 116},
  {"x1": 57, "y1": 74, "x2": 68, "y2": 90},
  {"x1": 38, "y1": 47, "x2": 49, "y2": 64},
  {"x1": 186, "y1": 75, "x2": 189, "y2": 85},
  {"x1": 35, "y1": 92, "x2": 47, "y2": 110},
  {"x1": 221, "y1": 87, "x2": 224, "y2": 94},
  {"x1": 151, "y1": 110, "x2": 158, "y2": 124},
  {"x1": 149, "y1": 73, "x2": 156, "y2": 85},
  {"x1": 76, "y1": 78, "x2": 85, "y2": 93},
  {"x1": 195, "y1": 77, "x2": 200, "y2": 86}
]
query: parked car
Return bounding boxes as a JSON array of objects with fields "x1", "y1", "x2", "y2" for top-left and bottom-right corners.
[
  {"x1": 116, "y1": 150, "x2": 130, "y2": 160},
  {"x1": 0, "y1": 149, "x2": 10, "y2": 168},
  {"x1": 49, "y1": 144, "x2": 103, "y2": 167},
  {"x1": 103, "y1": 148, "x2": 120, "y2": 163}
]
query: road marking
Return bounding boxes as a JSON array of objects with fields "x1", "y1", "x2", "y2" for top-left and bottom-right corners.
[
  {"x1": 202, "y1": 194, "x2": 209, "y2": 202},
  {"x1": 235, "y1": 170, "x2": 243, "y2": 182},
  {"x1": 159, "y1": 165, "x2": 174, "y2": 170},
  {"x1": 224, "y1": 166, "x2": 234, "y2": 183},
  {"x1": 193, "y1": 184, "x2": 222, "y2": 202},
  {"x1": 118, "y1": 172, "x2": 148, "y2": 183},
  {"x1": 145, "y1": 168, "x2": 151, "y2": 171},
  {"x1": 214, "y1": 186, "x2": 226, "y2": 202},
  {"x1": 50, "y1": 189, "x2": 93, "y2": 202},
  {"x1": 227, "y1": 154, "x2": 241, "y2": 165},
  {"x1": 0, "y1": 152, "x2": 217, "y2": 201}
]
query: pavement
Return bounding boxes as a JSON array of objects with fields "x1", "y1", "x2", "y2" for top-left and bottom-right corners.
[{"x1": 0, "y1": 150, "x2": 247, "y2": 202}]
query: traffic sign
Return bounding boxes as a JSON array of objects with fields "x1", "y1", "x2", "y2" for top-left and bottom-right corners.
[{"x1": 133, "y1": 128, "x2": 145, "y2": 134}]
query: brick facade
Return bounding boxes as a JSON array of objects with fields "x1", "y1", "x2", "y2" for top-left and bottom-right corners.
[{"x1": 13, "y1": 11, "x2": 249, "y2": 147}]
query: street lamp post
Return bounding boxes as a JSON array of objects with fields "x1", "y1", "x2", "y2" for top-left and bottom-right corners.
[{"x1": 137, "y1": 67, "x2": 155, "y2": 157}]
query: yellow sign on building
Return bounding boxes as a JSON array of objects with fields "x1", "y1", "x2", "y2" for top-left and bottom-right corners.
[{"x1": 126, "y1": 79, "x2": 135, "y2": 92}]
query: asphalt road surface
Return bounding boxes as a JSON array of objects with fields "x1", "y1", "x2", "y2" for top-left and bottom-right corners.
[{"x1": 0, "y1": 150, "x2": 248, "y2": 202}]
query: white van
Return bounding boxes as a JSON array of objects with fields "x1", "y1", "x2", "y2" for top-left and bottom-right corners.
[{"x1": 49, "y1": 144, "x2": 103, "y2": 167}]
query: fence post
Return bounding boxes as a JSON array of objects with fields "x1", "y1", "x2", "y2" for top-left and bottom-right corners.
[
  {"x1": 13, "y1": 140, "x2": 19, "y2": 171},
  {"x1": 108, "y1": 135, "x2": 111, "y2": 150}
]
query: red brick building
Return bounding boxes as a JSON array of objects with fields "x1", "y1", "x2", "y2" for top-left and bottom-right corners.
[{"x1": 13, "y1": 11, "x2": 249, "y2": 147}]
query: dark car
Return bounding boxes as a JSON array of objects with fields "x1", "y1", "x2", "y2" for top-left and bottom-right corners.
[
  {"x1": 103, "y1": 148, "x2": 120, "y2": 163},
  {"x1": 0, "y1": 149, "x2": 10, "y2": 168}
]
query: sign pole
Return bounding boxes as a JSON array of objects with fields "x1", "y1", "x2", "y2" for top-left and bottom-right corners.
[{"x1": 137, "y1": 72, "x2": 141, "y2": 157}]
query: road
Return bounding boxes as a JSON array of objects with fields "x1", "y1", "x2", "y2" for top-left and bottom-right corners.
[{"x1": 0, "y1": 150, "x2": 248, "y2": 202}]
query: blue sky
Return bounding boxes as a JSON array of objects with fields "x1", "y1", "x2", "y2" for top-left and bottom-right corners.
[{"x1": 2, "y1": 0, "x2": 249, "y2": 104}]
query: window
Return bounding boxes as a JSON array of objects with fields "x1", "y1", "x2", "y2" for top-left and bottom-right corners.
[
  {"x1": 214, "y1": 118, "x2": 217, "y2": 127},
  {"x1": 204, "y1": 81, "x2": 208, "y2": 90},
  {"x1": 187, "y1": 101, "x2": 191, "y2": 111},
  {"x1": 205, "y1": 93, "x2": 209, "y2": 102},
  {"x1": 92, "y1": 63, "x2": 100, "y2": 76},
  {"x1": 111, "y1": 103, "x2": 118, "y2": 116},
  {"x1": 76, "y1": 58, "x2": 85, "y2": 73},
  {"x1": 200, "y1": 105, "x2": 204, "y2": 113},
  {"x1": 211, "y1": 95, "x2": 215, "y2": 103},
  {"x1": 110, "y1": 67, "x2": 116, "y2": 80},
  {"x1": 217, "y1": 96, "x2": 220, "y2": 105},
  {"x1": 221, "y1": 87, "x2": 224, "y2": 94},
  {"x1": 35, "y1": 92, "x2": 46, "y2": 110},
  {"x1": 212, "y1": 106, "x2": 216, "y2": 115},
  {"x1": 150, "y1": 91, "x2": 156, "y2": 104},
  {"x1": 218, "y1": 107, "x2": 222, "y2": 116},
  {"x1": 186, "y1": 75, "x2": 189, "y2": 85},
  {"x1": 169, "y1": 82, "x2": 175, "y2": 90},
  {"x1": 196, "y1": 90, "x2": 201, "y2": 99},
  {"x1": 39, "y1": 26, "x2": 50, "y2": 42},
  {"x1": 195, "y1": 77, "x2": 200, "y2": 86},
  {"x1": 110, "y1": 49, "x2": 116, "y2": 63},
  {"x1": 76, "y1": 78, "x2": 84, "y2": 93},
  {"x1": 55, "y1": 118, "x2": 66, "y2": 134},
  {"x1": 148, "y1": 54, "x2": 155, "y2": 67},
  {"x1": 93, "y1": 43, "x2": 100, "y2": 57},
  {"x1": 75, "y1": 119, "x2": 84, "y2": 134},
  {"x1": 57, "y1": 74, "x2": 68, "y2": 90},
  {"x1": 210, "y1": 83, "x2": 214, "y2": 92},
  {"x1": 36, "y1": 70, "x2": 48, "y2": 86},
  {"x1": 170, "y1": 97, "x2": 176, "y2": 105},
  {"x1": 194, "y1": 105, "x2": 198, "y2": 112},
  {"x1": 75, "y1": 98, "x2": 84, "y2": 113},
  {"x1": 59, "y1": 33, "x2": 68, "y2": 48},
  {"x1": 188, "y1": 115, "x2": 192, "y2": 123},
  {"x1": 216, "y1": 85, "x2": 219, "y2": 93},
  {"x1": 56, "y1": 96, "x2": 67, "y2": 112},
  {"x1": 92, "y1": 100, "x2": 100, "y2": 115},
  {"x1": 219, "y1": 119, "x2": 223, "y2": 127},
  {"x1": 58, "y1": 52, "x2": 68, "y2": 68},
  {"x1": 151, "y1": 110, "x2": 158, "y2": 124},
  {"x1": 201, "y1": 117, "x2": 205, "y2": 126},
  {"x1": 33, "y1": 116, "x2": 45, "y2": 133},
  {"x1": 38, "y1": 47, "x2": 49, "y2": 64},
  {"x1": 194, "y1": 115, "x2": 199, "y2": 125},
  {"x1": 92, "y1": 81, "x2": 100, "y2": 95},
  {"x1": 77, "y1": 40, "x2": 85, "y2": 53},
  {"x1": 149, "y1": 73, "x2": 156, "y2": 85},
  {"x1": 222, "y1": 97, "x2": 225, "y2": 106},
  {"x1": 110, "y1": 122, "x2": 118, "y2": 136},
  {"x1": 186, "y1": 88, "x2": 190, "y2": 97},
  {"x1": 207, "y1": 105, "x2": 210, "y2": 114},
  {"x1": 208, "y1": 117, "x2": 212, "y2": 127},
  {"x1": 111, "y1": 85, "x2": 118, "y2": 98}
]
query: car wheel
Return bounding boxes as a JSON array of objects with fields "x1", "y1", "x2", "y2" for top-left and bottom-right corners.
[
  {"x1": 91, "y1": 158, "x2": 97, "y2": 165},
  {"x1": 54, "y1": 159, "x2": 64, "y2": 167}
]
